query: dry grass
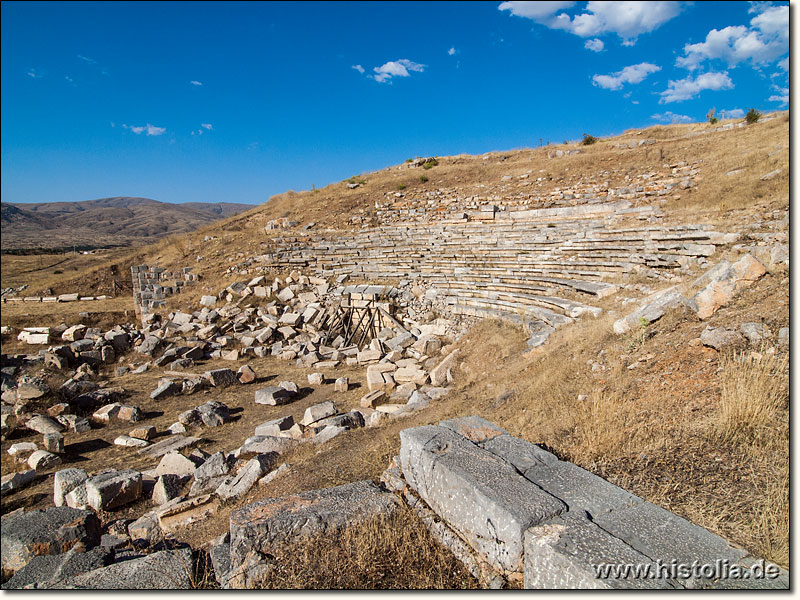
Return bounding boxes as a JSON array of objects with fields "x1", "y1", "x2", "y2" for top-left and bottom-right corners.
[
  {"x1": 255, "y1": 506, "x2": 478, "y2": 589},
  {"x1": 715, "y1": 350, "x2": 788, "y2": 446},
  {"x1": 569, "y1": 391, "x2": 641, "y2": 463},
  {"x1": 440, "y1": 271, "x2": 788, "y2": 568}
]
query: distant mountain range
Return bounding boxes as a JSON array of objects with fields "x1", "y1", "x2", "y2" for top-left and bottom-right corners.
[{"x1": 1, "y1": 197, "x2": 254, "y2": 250}]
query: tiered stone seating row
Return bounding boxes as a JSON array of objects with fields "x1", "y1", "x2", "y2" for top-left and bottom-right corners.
[
  {"x1": 375, "y1": 162, "x2": 700, "y2": 224},
  {"x1": 264, "y1": 201, "x2": 727, "y2": 332}
]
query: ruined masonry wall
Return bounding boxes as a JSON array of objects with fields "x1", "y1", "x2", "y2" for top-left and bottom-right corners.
[{"x1": 131, "y1": 265, "x2": 198, "y2": 315}]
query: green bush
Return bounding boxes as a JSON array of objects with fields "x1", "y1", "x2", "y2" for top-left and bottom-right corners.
[
  {"x1": 396, "y1": 184, "x2": 406, "y2": 191},
  {"x1": 419, "y1": 175, "x2": 429, "y2": 183},
  {"x1": 422, "y1": 158, "x2": 438, "y2": 169},
  {"x1": 746, "y1": 108, "x2": 761, "y2": 124},
  {"x1": 581, "y1": 133, "x2": 598, "y2": 145}
]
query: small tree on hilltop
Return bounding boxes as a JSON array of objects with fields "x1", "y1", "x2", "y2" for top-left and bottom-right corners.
[
  {"x1": 581, "y1": 133, "x2": 598, "y2": 145},
  {"x1": 746, "y1": 108, "x2": 762, "y2": 124},
  {"x1": 706, "y1": 107, "x2": 718, "y2": 124}
]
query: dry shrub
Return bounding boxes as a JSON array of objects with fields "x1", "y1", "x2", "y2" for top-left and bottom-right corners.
[
  {"x1": 715, "y1": 350, "x2": 788, "y2": 446},
  {"x1": 568, "y1": 391, "x2": 640, "y2": 464},
  {"x1": 752, "y1": 464, "x2": 789, "y2": 566},
  {"x1": 256, "y1": 506, "x2": 478, "y2": 589}
]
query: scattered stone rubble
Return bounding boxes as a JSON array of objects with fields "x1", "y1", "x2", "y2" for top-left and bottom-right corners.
[
  {"x1": 5, "y1": 419, "x2": 783, "y2": 589},
  {"x1": 613, "y1": 254, "x2": 768, "y2": 334},
  {"x1": 1, "y1": 267, "x2": 469, "y2": 588}
]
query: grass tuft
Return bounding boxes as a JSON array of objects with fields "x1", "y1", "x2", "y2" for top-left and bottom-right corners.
[
  {"x1": 256, "y1": 506, "x2": 478, "y2": 589},
  {"x1": 715, "y1": 350, "x2": 788, "y2": 445}
]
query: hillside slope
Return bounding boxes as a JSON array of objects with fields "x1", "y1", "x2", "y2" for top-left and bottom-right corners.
[
  {"x1": 1, "y1": 197, "x2": 253, "y2": 250},
  {"x1": 0, "y1": 113, "x2": 788, "y2": 587}
]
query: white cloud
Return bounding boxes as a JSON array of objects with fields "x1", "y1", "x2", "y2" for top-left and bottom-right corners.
[
  {"x1": 370, "y1": 59, "x2": 426, "y2": 83},
  {"x1": 584, "y1": 38, "x2": 604, "y2": 52},
  {"x1": 201, "y1": 123, "x2": 213, "y2": 130},
  {"x1": 500, "y1": 1, "x2": 682, "y2": 45},
  {"x1": 190, "y1": 80, "x2": 203, "y2": 86},
  {"x1": 592, "y1": 62, "x2": 661, "y2": 90},
  {"x1": 651, "y1": 111, "x2": 694, "y2": 123},
  {"x1": 722, "y1": 108, "x2": 745, "y2": 118},
  {"x1": 77, "y1": 54, "x2": 97, "y2": 64},
  {"x1": 777, "y1": 57, "x2": 788, "y2": 71},
  {"x1": 748, "y1": 1, "x2": 777, "y2": 13},
  {"x1": 146, "y1": 124, "x2": 165, "y2": 136},
  {"x1": 768, "y1": 85, "x2": 788, "y2": 106},
  {"x1": 676, "y1": 5, "x2": 787, "y2": 70},
  {"x1": 659, "y1": 71, "x2": 734, "y2": 103},
  {"x1": 26, "y1": 68, "x2": 43, "y2": 79},
  {"x1": 448, "y1": 47, "x2": 457, "y2": 55},
  {"x1": 351, "y1": 64, "x2": 365, "y2": 74},
  {"x1": 123, "y1": 123, "x2": 166, "y2": 136},
  {"x1": 498, "y1": 1, "x2": 575, "y2": 20}
]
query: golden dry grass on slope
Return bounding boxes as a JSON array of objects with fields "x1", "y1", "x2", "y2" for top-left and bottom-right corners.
[{"x1": 256, "y1": 507, "x2": 479, "y2": 589}]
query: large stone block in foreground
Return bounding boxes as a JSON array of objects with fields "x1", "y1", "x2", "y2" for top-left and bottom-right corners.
[
  {"x1": 49, "y1": 548, "x2": 194, "y2": 589},
  {"x1": 524, "y1": 511, "x2": 670, "y2": 589},
  {"x1": 398, "y1": 416, "x2": 787, "y2": 589},
  {"x1": 1, "y1": 506, "x2": 101, "y2": 574},
  {"x1": 229, "y1": 480, "x2": 399, "y2": 568},
  {"x1": 399, "y1": 424, "x2": 566, "y2": 572}
]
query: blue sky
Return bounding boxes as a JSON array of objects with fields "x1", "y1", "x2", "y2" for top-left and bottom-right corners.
[{"x1": 1, "y1": 1, "x2": 789, "y2": 205}]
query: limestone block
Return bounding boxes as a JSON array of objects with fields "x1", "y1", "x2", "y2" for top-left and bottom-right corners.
[{"x1": 399, "y1": 424, "x2": 565, "y2": 572}]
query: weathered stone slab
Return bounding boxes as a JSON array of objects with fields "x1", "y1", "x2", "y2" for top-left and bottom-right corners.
[
  {"x1": 3, "y1": 546, "x2": 112, "y2": 589},
  {"x1": 138, "y1": 435, "x2": 200, "y2": 458},
  {"x1": 300, "y1": 400, "x2": 337, "y2": 426},
  {"x1": 613, "y1": 287, "x2": 689, "y2": 334},
  {"x1": 700, "y1": 326, "x2": 746, "y2": 351},
  {"x1": 193, "y1": 451, "x2": 234, "y2": 481},
  {"x1": 113, "y1": 435, "x2": 149, "y2": 448},
  {"x1": 254, "y1": 416, "x2": 294, "y2": 437},
  {"x1": 28, "y1": 450, "x2": 62, "y2": 470},
  {"x1": 430, "y1": 349, "x2": 459, "y2": 386},
  {"x1": 524, "y1": 511, "x2": 669, "y2": 589},
  {"x1": 312, "y1": 424, "x2": 347, "y2": 445},
  {"x1": 26, "y1": 415, "x2": 65, "y2": 435},
  {"x1": 229, "y1": 480, "x2": 399, "y2": 571},
  {"x1": 688, "y1": 255, "x2": 767, "y2": 320},
  {"x1": 152, "y1": 474, "x2": 185, "y2": 505},
  {"x1": 400, "y1": 424, "x2": 566, "y2": 572},
  {"x1": 1, "y1": 469, "x2": 36, "y2": 494},
  {"x1": 592, "y1": 501, "x2": 749, "y2": 581},
  {"x1": 360, "y1": 390, "x2": 386, "y2": 408},
  {"x1": 85, "y1": 470, "x2": 142, "y2": 511},
  {"x1": 196, "y1": 400, "x2": 230, "y2": 427},
  {"x1": 50, "y1": 548, "x2": 194, "y2": 589},
  {"x1": 236, "y1": 436, "x2": 295, "y2": 458},
  {"x1": 155, "y1": 451, "x2": 199, "y2": 476},
  {"x1": 216, "y1": 455, "x2": 274, "y2": 501},
  {"x1": 440, "y1": 415, "x2": 508, "y2": 444},
  {"x1": 150, "y1": 380, "x2": 180, "y2": 400},
  {"x1": 1, "y1": 506, "x2": 101, "y2": 573},
  {"x1": 157, "y1": 495, "x2": 218, "y2": 532},
  {"x1": 254, "y1": 386, "x2": 294, "y2": 406},
  {"x1": 204, "y1": 368, "x2": 239, "y2": 387}
]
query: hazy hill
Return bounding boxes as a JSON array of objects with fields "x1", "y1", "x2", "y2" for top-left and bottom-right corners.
[{"x1": 0, "y1": 197, "x2": 254, "y2": 250}]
